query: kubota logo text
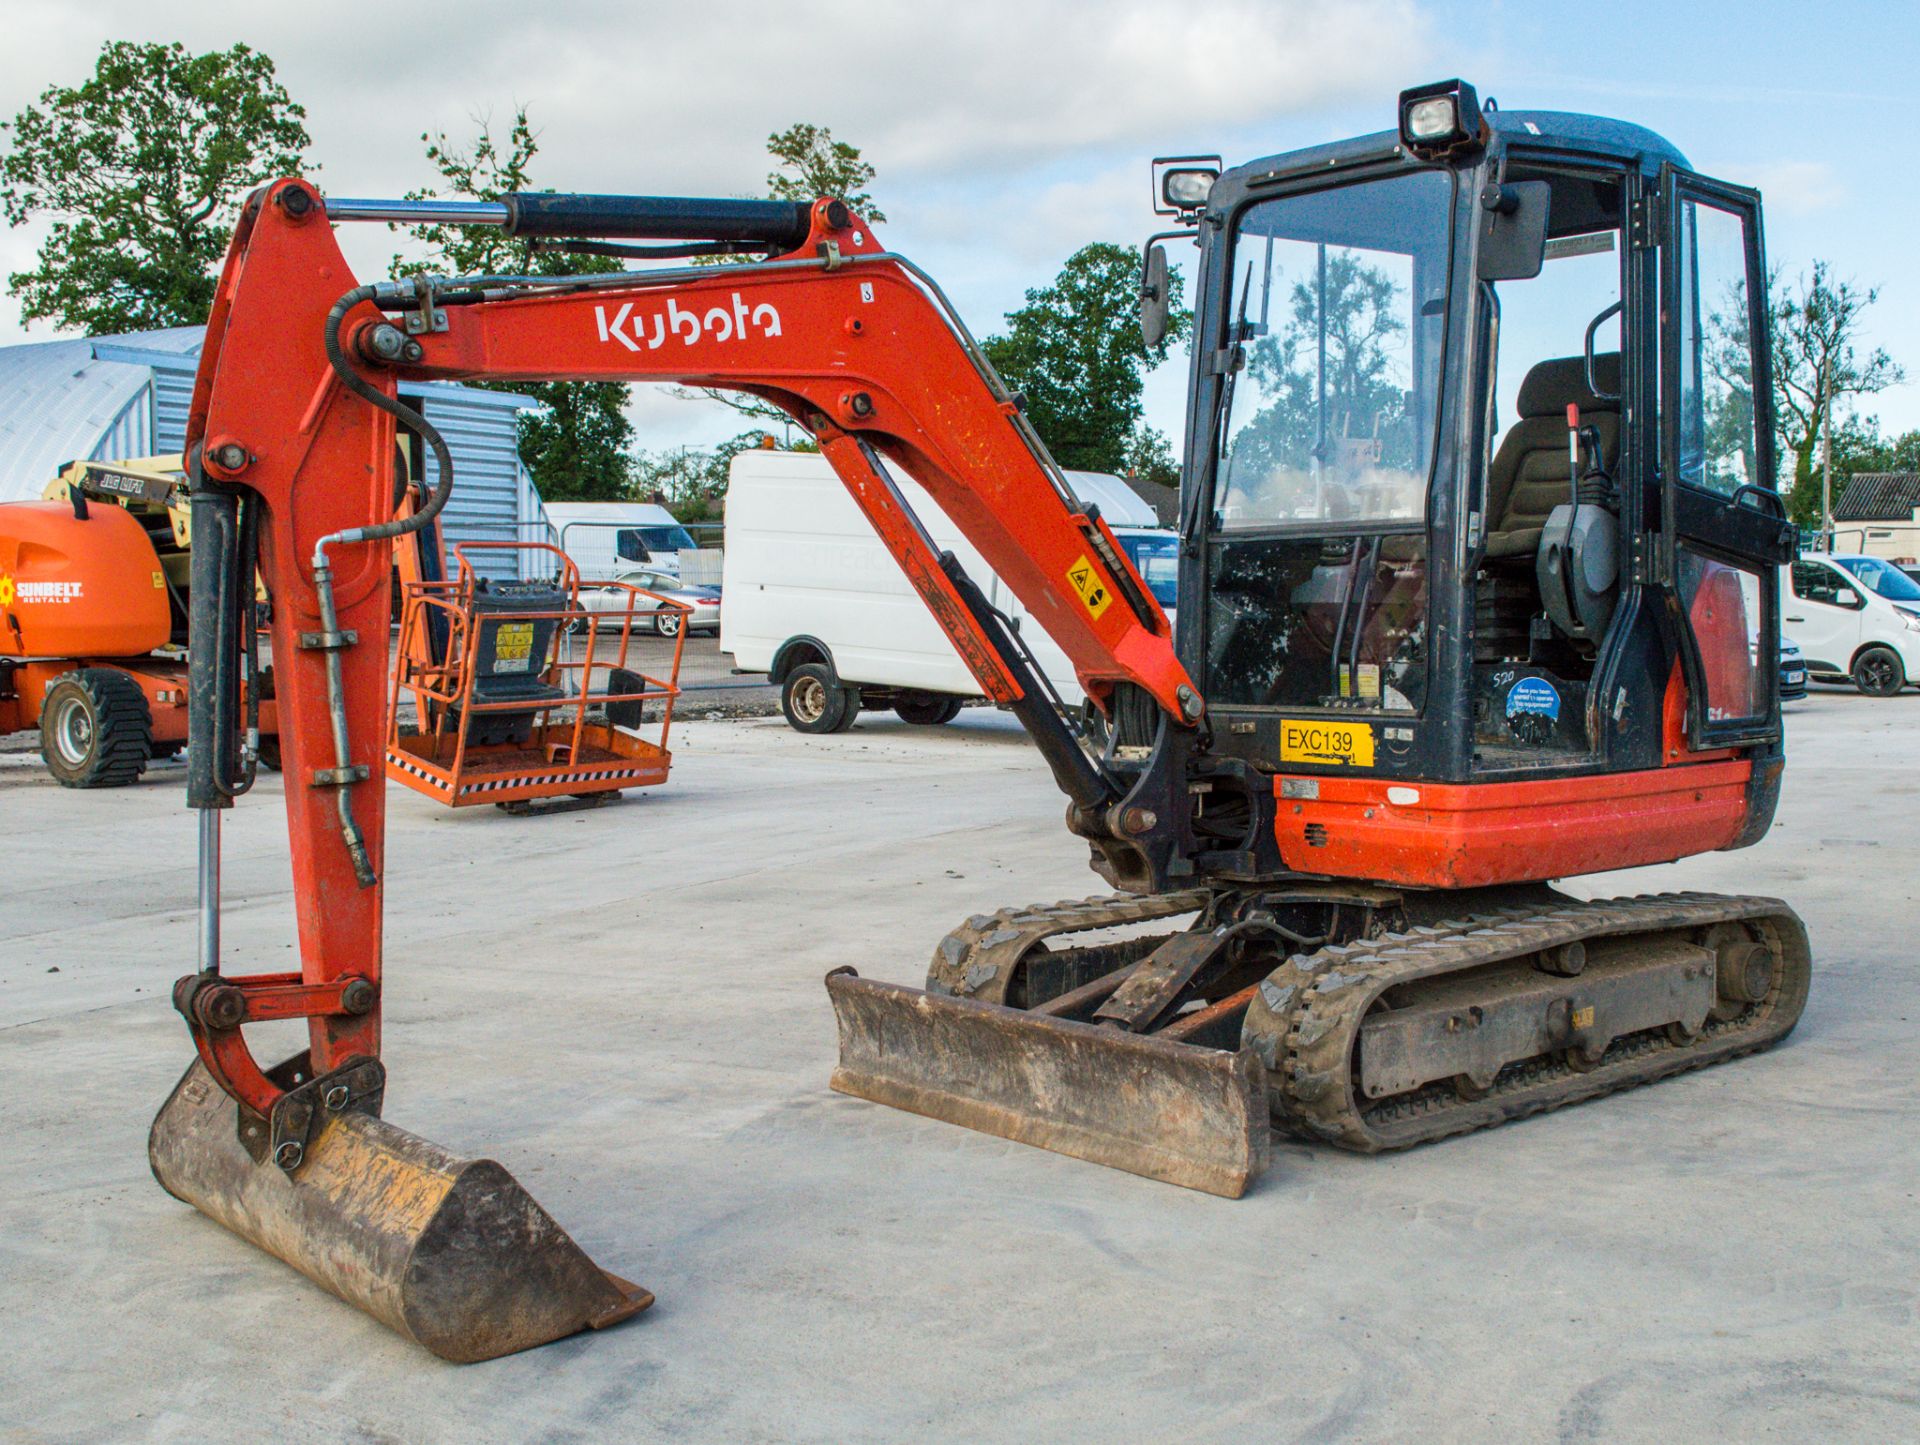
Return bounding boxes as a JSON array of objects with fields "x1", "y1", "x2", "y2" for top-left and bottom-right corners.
[{"x1": 595, "y1": 292, "x2": 783, "y2": 352}]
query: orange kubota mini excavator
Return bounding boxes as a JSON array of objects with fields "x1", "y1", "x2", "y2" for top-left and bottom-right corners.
[{"x1": 153, "y1": 82, "x2": 1809, "y2": 1362}]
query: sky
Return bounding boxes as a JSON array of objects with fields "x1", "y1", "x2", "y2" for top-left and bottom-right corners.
[{"x1": 2, "y1": 0, "x2": 1916, "y2": 458}]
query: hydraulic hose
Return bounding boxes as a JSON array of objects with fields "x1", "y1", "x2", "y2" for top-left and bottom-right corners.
[
  {"x1": 1345, "y1": 537, "x2": 1383, "y2": 704},
  {"x1": 309, "y1": 283, "x2": 458, "y2": 888}
]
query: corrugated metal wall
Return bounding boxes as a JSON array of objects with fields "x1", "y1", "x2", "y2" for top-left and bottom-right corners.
[
  {"x1": 409, "y1": 385, "x2": 526, "y2": 583},
  {"x1": 151, "y1": 365, "x2": 195, "y2": 457},
  {"x1": 136, "y1": 354, "x2": 538, "y2": 585},
  {"x1": 88, "y1": 385, "x2": 155, "y2": 465}
]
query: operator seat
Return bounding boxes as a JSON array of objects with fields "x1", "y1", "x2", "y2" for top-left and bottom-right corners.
[{"x1": 1483, "y1": 353, "x2": 1621, "y2": 560}]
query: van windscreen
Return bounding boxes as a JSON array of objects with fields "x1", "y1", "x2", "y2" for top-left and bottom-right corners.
[{"x1": 1119, "y1": 534, "x2": 1178, "y2": 607}]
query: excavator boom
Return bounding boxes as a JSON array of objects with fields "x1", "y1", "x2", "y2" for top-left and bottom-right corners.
[{"x1": 157, "y1": 180, "x2": 1200, "y2": 1359}]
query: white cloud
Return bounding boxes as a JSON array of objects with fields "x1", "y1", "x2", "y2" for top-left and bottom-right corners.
[
  {"x1": 1741, "y1": 160, "x2": 1846, "y2": 219},
  {"x1": 0, "y1": 0, "x2": 1434, "y2": 446}
]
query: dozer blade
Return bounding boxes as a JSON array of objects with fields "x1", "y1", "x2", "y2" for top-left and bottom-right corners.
[
  {"x1": 148, "y1": 1058, "x2": 650, "y2": 1363},
  {"x1": 825, "y1": 969, "x2": 1269, "y2": 1198}
]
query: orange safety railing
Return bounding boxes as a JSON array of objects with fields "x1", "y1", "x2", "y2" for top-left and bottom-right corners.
[{"x1": 384, "y1": 541, "x2": 691, "y2": 807}]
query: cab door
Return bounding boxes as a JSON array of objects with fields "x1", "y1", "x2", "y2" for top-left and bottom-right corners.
[{"x1": 1658, "y1": 167, "x2": 1798, "y2": 746}]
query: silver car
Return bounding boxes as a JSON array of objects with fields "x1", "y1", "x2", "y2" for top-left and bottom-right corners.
[{"x1": 579, "y1": 566, "x2": 720, "y2": 637}]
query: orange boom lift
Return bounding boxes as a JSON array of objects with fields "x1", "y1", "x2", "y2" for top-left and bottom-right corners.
[{"x1": 156, "y1": 82, "x2": 1808, "y2": 1361}]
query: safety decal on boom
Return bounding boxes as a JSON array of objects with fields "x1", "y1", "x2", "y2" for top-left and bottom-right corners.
[{"x1": 1065, "y1": 554, "x2": 1112, "y2": 619}]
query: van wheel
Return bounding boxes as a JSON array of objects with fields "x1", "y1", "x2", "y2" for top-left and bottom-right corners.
[
  {"x1": 896, "y1": 695, "x2": 963, "y2": 725},
  {"x1": 1853, "y1": 645, "x2": 1906, "y2": 697},
  {"x1": 782, "y1": 664, "x2": 853, "y2": 734},
  {"x1": 40, "y1": 669, "x2": 152, "y2": 788}
]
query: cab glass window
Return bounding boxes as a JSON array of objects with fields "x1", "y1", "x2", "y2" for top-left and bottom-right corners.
[
  {"x1": 1214, "y1": 169, "x2": 1452, "y2": 530},
  {"x1": 1675, "y1": 198, "x2": 1760, "y2": 498}
]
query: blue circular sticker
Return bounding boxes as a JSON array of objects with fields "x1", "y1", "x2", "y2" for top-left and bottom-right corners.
[{"x1": 1505, "y1": 676, "x2": 1561, "y2": 720}]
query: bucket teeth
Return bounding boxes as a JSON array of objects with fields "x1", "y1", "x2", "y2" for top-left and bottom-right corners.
[
  {"x1": 149, "y1": 1057, "x2": 650, "y2": 1363},
  {"x1": 825, "y1": 969, "x2": 1269, "y2": 1198}
]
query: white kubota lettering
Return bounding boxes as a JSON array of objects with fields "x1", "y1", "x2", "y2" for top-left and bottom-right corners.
[{"x1": 598, "y1": 292, "x2": 783, "y2": 352}]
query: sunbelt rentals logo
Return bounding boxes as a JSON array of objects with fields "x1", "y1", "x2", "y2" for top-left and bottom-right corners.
[{"x1": 0, "y1": 573, "x2": 82, "y2": 604}]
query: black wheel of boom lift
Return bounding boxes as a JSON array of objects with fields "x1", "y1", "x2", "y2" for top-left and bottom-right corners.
[
  {"x1": 1853, "y1": 645, "x2": 1906, "y2": 697},
  {"x1": 895, "y1": 695, "x2": 964, "y2": 725},
  {"x1": 39, "y1": 669, "x2": 152, "y2": 788}
]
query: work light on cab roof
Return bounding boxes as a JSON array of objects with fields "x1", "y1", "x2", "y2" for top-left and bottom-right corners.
[{"x1": 1398, "y1": 77, "x2": 1488, "y2": 158}]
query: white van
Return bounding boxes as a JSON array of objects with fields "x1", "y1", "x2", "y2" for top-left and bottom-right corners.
[
  {"x1": 542, "y1": 502, "x2": 703, "y2": 579},
  {"x1": 721, "y1": 451, "x2": 1177, "y2": 732},
  {"x1": 1782, "y1": 553, "x2": 1920, "y2": 696}
]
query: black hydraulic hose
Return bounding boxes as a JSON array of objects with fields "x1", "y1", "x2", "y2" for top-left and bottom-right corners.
[
  {"x1": 1328, "y1": 543, "x2": 1354, "y2": 698},
  {"x1": 1346, "y1": 537, "x2": 1383, "y2": 705},
  {"x1": 309, "y1": 283, "x2": 459, "y2": 888},
  {"x1": 231, "y1": 494, "x2": 261, "y2": 798},
  {"x1": 322, "y1": 285, "x2": 457, "y2": 544},
  {"x1": 939, "y1": 552, "x2": 1115, "y2": 813}
]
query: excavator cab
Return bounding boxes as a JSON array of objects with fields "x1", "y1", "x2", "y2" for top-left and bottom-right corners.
[{"x1": 1161, "y1": 84, "x2": 1798, "y2": 880}]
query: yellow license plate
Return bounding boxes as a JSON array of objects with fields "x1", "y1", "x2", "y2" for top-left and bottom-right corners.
[{"x1": 1279, "y1": 719, "x2": 1375, "y2": 767}]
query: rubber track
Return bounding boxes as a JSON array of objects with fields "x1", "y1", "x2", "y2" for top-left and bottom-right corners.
[
  {"x1": 1242, "y1": 892, "x2": 1813, "y2": 1152},
  {"x1": 926, "y1": 890, "x2": 1213, "y2": 1004}
]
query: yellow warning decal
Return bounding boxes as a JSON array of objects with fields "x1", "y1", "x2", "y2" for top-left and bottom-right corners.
[
  {"x1": 492, "y1": 620, "x2": 536, "y2": 673},
  {"x1": 1571, "y1": 1006, "x2": 1595, "y2": 1030},
  {"x1": 153, "y1": 570, "x2": 165, "y2": 589},
  {"x1": 1065, "y1": 553, "x2": 1112, "y2": 619},
  {"x1": 1279, "y1": 719, "x2": 1375, "y2": 767}
]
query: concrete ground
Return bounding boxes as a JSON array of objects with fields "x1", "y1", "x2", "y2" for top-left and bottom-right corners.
[
  {"x1": 0, "y1": 688, "x2": 1915, "y2": 1442},
  {"x1": 612, "y1": 630, "x2": 782, "y2": 716}
]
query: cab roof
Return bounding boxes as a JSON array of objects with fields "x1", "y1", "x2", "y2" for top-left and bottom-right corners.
[{"x1": 1228, "y1": 107, "x2": 1690, "y2": 192}]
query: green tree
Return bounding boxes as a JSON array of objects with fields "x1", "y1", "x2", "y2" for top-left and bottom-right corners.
[
  {"x1": 765, "y1": 123, "x2": 885, "y2": 222},
  {"x1": 1769, "y1": 262, "x2": 1904, "y2": 527},
  {"x1": 694, "y1": 122, "x2": 890, "y2": 430},
  {"x1": 1122, "y1": 424, "x2": 1181, "y2": 489},
  {"x1": 983, "y1": 242, "x2": 1190, "y2": 473},
  {"x1": 632, "y1": 431, "x2": 776, "y2": 522},
  {"x1": 401, "y1": 107, "x2": 635, "y2": 502},
  {"x1": 1228, "y1": 252, "x2": 1412, "y2": 480},
  {"x1": 1838, "y1": 424, "x2": 1920, "y2": 477},
  {"x1": 1, "y1": 40, "x2": 310, "y2": 334}
]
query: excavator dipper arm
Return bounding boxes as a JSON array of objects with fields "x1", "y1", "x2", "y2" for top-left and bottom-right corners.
[{"x1": 151, "y1": 179, "x2": 1201, "y2": 1359}]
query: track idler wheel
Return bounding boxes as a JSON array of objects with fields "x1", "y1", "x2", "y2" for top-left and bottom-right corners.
[{"x1": 148, "y1": 1055, "x2": 650, "y2": 1362}]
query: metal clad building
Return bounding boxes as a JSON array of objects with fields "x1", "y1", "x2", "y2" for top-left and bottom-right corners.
[{"x1": 0, "y1": 327, "x2": 546, "y2": 581}]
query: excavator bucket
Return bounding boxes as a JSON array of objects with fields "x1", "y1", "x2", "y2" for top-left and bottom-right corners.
[
  {"x1": 825, "y1": 970, "x2": 1269, "y2": 1198},
  {"x1": 148, "y1": 1058, "x2": 651, "y2": 1363}
]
